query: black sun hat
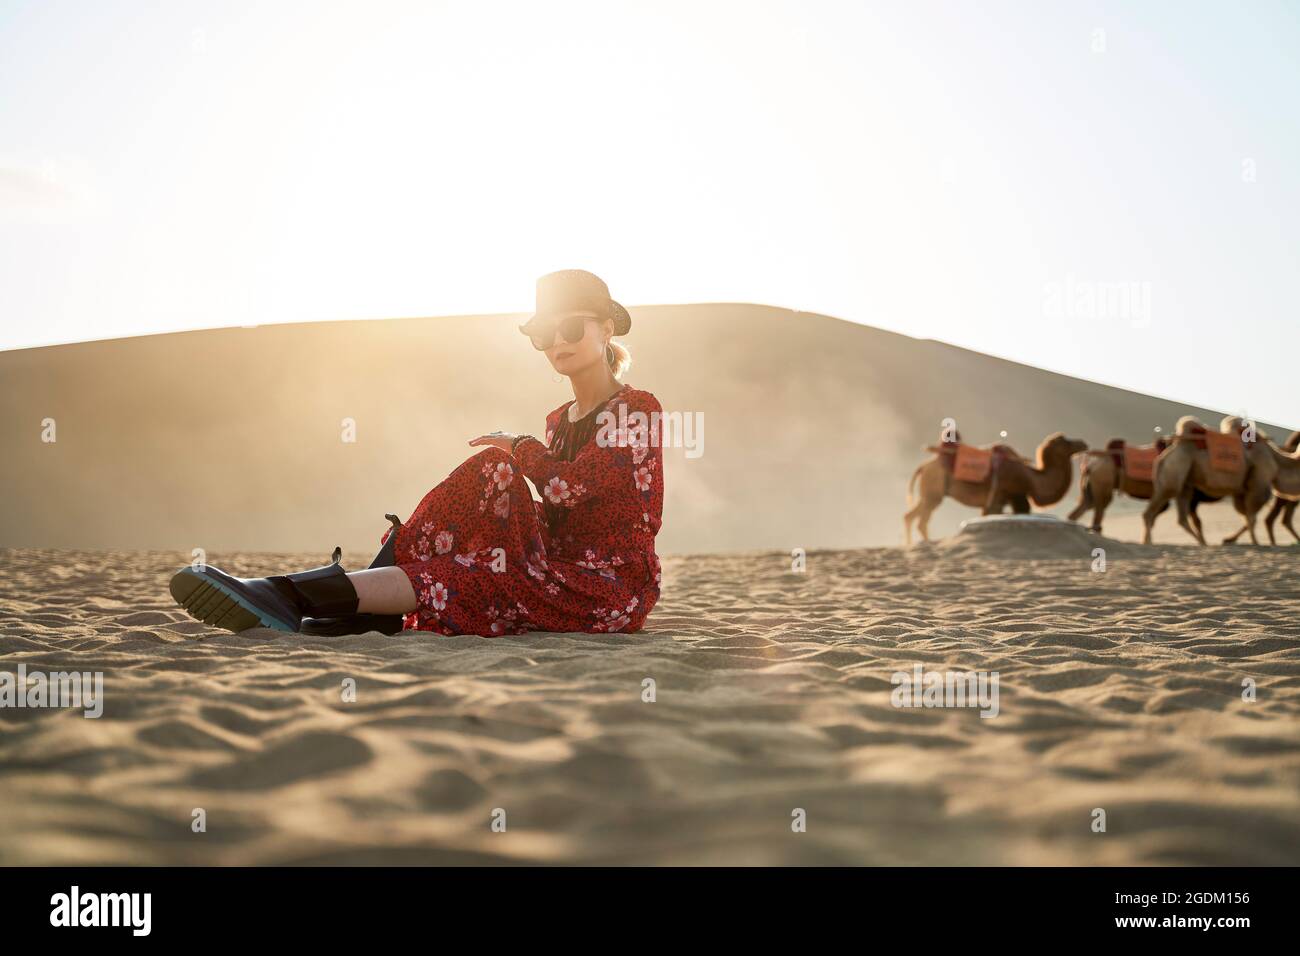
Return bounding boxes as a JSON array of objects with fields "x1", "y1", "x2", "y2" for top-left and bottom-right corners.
[{"x1": 519, "y1": 269, "x2": 631, "y2": 337}]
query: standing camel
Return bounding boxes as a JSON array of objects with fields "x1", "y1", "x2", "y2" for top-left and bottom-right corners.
[
  {"x1": 1141, "y1": 416, "x2": 1277, "y2": 545},
  {"x1": 1068, "y1": 437, "x2": 1216, "y2": 540},
  {"x1": 1264, "y1": 430, "x2": 1300, "y2": 544},
  {"x1": 904, "y1": 432, "x2": 1088, "y2": 545},
  {"x1": 1222, "y1": 430, "x2": 1300, "y2": 545}
]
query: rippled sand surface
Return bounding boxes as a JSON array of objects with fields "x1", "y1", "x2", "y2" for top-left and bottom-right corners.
[{"x1": 2, "y1": 536, "x2": 1298, "y2": 865}]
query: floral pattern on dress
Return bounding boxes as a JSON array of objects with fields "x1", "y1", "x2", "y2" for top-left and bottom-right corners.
[{"x1": 383, "y1": 385, "x2": 664, "y2": 637}]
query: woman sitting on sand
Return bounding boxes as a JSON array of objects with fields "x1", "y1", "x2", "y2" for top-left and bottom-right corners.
[{"x1": 169, "y1": 269, "x2": 664, "y2": 638}]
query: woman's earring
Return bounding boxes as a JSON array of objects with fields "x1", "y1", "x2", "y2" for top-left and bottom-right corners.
[{"x1": 605, "y1": 341, "x2": 615, "y2": 366}]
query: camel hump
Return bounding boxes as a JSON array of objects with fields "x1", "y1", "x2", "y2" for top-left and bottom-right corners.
[
  {"x1": 1175, "y1": 415, "x2": 1207, "y2": 437},
  {"x1": 1220, "y1": 415, "x2": 1246, "y2": 434},
  {"x1": 1105, "y1": 438, "x2": 1126, "y2": 451},
  {"x1": 1286, "y1": 430, "x2": 1300, "y2": 452},
  {"x1": 1080, "y1": 449, "x2": 1110, "y2": 473}
]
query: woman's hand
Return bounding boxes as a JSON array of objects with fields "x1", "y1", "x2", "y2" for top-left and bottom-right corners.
[{"x1": 469, "y1": 431, "x2": 517, "y2": 454}]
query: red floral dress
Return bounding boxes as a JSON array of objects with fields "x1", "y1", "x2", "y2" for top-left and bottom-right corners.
[{"x1": 381, "y1": 384, "x2": 664, "y2": 636}]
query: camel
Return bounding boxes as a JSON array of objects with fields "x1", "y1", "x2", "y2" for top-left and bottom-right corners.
[
  {"x1": 1264, "y1": 430, "x2": 1300, "y2": 544},
  {"x1": 1141, "y1": 416, "x2": 1277, "y2": 545},
  {"x1": 904, "y1": 432, "x2": 1088, "y2": 545},
  {"x1": 1067, "y1": 437, "x2": 1216, "y2": 540},
  {"x1": 1222, "y1": 429, "x2": 1300, "y2": 545}
]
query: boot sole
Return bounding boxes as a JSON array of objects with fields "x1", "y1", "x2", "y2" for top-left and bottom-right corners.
[
  {"x1": 301, "y1": 614, "x2": 406, "y2": 636},
  {"x1": 169, "y1": 569, "x2": 296, "y2": 633}
]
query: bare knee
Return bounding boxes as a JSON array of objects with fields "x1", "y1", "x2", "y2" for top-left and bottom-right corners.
[{"x1": 350, "y1": 567, "x2": 418, "y2": 615}]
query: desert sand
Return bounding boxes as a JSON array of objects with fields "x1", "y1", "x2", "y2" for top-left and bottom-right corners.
[{"x1": 3, "y1": 528, "x2": 1298, "y2": 866}]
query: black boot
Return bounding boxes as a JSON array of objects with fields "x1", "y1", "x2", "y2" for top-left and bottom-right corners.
[
  {"x1": 169, "y1": 558, "x2": 359, "y2": 634},
  {"x1": 300, "y1": 515, "x2": 407, "y2": 637}
]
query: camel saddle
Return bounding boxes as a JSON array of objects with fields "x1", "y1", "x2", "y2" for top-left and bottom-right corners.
[
  {"x1": 1105, "y1": 438, "x2": 1166, "y2": 483},
  {"x1": 1178, "y1": 421, "x2": 1246, "y2": 473},
  {"x1": 1124, "y1": 443, "x2": 1161, "y2": 482},
  {"x1": 1203, "y1": 430, "x2": 1245, "y2": 474},
  {"x1": 943, "y1": 442, "x2": 1012, "y2": 484}
]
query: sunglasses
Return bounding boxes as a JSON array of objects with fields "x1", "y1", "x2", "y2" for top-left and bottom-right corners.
[{"x1": 526, "y1": 314, "x2": 593, "y2": 351}]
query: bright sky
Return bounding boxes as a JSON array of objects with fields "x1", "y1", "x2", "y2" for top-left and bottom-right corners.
[{"x1": 2, "y1": 0, "x2": 1297, "y2": 423}]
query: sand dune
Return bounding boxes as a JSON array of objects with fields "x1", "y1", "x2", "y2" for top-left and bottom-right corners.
[
  {"x1": 3, "y1": 539, "x2": 1298, "y2": 866},
  {"x1": 1, "y1": 305, "x2": 1291, "y2": 555}
]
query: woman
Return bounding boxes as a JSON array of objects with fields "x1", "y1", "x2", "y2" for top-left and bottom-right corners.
[{"x1": 169, "y1": 269, "x2": 663, "y2": 637}]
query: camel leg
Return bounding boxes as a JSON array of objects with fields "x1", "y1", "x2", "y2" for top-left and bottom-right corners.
[
  {"x1": 1089, "y1": 484, "x2": 1113, "y2": 534},
  {"x1": 904, "y1": 465, "x2": 943, "y2": 546},
  {"x1": 906, "y1": 476, "x2": 945, "y2": 544},
  {"x1": 1244, "y1": 506, "x2": 1260, "y2": 546},
  {"x1": 1009, "y1": 494, "x2": 1031, "y2": 515},
  {"x1": 904, "y1": 492, "x2": 938, "y2": 546},
  {"x1": 916, "y1": 502, "x2": 937, "y2": 542},
  {"x1": 1091, "y1": 498, "x2": 1109, "y2": 533},
  {"x1": 1222, "y1": 494, "x2": 1262, "y2": 546},
  {"x1": 1284, "y1": 501, "x2": 1300, "y2": 544},
  {"x1": 1174, "y1": 488, "x2": 1205, "y2": 546},
  {"x1": 904, "y1": 499, "x2": 940, "y2": 546},
  {"x1": 1241, "y1": 487, "x2": 1272, "y2": 546},
  {"x1": 1145, "y1": 451, "x2": 1197, "y2": 545},
  {"x1": 1067, "y1": 483, "x2": 1093, "y2": 524},
  {"x1": 1224, "y1": 487, "x2": 1272, "y2": 547},
  {"x1": 1142, "y1": 491, "x2": 1172, "y2": 545},
  {"x1": 1222, "y1": 522, "x2": 1247, "y2": 544},
  {"x1": 1263, "y1": 497, "x2": 1284, "y2": 546},
  {"x1": 1189, "y1": 497, "x2": 1205, "y2": 543},
  {"x1": 982, "y1": 475, "x2": 1005, "y2": 516}
]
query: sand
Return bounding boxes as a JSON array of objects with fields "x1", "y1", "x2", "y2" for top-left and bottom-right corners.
[{"x1": 2, "y1": 533, "x2": 1298, "y2": 866}]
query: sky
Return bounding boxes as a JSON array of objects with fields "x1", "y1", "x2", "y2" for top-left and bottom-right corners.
[{"x1": 2, "y1": 0, "x2": 1297, "y2": 424}]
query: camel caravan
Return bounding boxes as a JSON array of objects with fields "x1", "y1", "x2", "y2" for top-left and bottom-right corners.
[
  {"x1": 904, "y1": 427, "x2": 1088, "y2": 545},
  {"x1": 903, "y1": 418, "x2": 1300, "y2": 547}
]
